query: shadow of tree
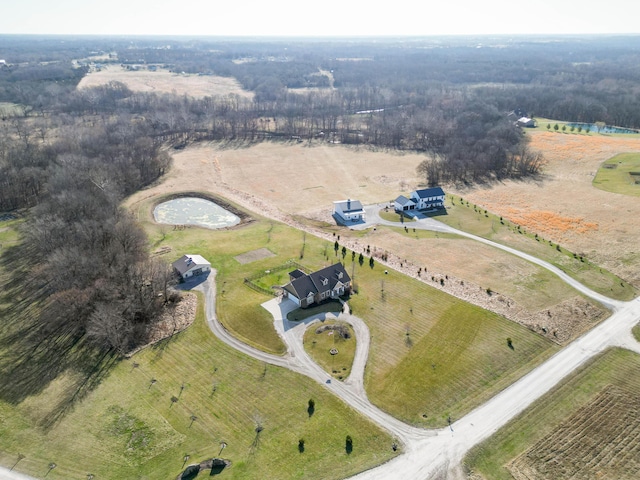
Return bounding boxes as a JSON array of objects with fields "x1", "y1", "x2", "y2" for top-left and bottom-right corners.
[{"x1": 0, "y1": 243, "x2": 118, "y2": 427}]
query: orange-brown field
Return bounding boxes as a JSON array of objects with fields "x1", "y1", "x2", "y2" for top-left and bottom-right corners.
[
  {"x1": 461, "y1": 130, "x2": 640, "y2": 284},
  {"x1": 77, "y1": 65, "x2": 253, "y2": 99}
]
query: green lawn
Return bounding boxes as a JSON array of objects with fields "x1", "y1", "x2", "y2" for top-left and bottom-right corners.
[
  {"x1": 0, "y1": 217, "x2": 21, "y2": 247},
  {"x1": 304, "y1": 320, "x2": 356, "y2": 380},
  {"x1": 436, "y1": 194, "x2": 636, "y2": 301},
  {"x1": 464, "y1": 348, "x2": 640, "y2": 480},
  {"x1": 593, "y1": 152, "x2": 640, "y2": 197},
  {"x1": 138, "y1": 193, "x2": 559, "y2": 429},
  {"x1": 350, "y1": 267, "x2": 557, "y2": 428},
  {"x1": 0, "y1": 296, "x2": 397, "y2": 480},
  {"x1": 378, "y1": 208, "x2": 415, "y2": 223},
  {"x1": 633, "y1": 323, "x2": 640, "y2": 343}
]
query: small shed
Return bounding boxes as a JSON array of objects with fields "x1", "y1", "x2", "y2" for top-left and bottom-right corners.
[{"x1": 172, "y1": 254, "x2": 211, "y2": 280}]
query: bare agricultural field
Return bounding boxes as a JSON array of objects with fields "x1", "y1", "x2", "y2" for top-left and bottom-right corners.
[
  {"x1": 459, "y1": 131, "x2": 640, "y2": 284},
  {"x1": 464, "y1": 348, "x2": 640, "y2": 480},
  {"x1": 507, "y1": 385, "x2": 640, "y2": 480},
  {"x1": 167, "y1": 142, "x2": 425, "y2": 214},
  {"x1": 77, "y1": 65, "x2": 253, "y2": 99}
]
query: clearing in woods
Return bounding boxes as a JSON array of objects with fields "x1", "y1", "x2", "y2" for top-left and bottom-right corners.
[{"x1": 77, "y1": 65, "x2": 253, "y2": 99}]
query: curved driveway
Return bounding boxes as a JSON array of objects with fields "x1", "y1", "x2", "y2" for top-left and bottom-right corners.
[
  {"x1": 196, "y1": 205, "x2": 640, "y2": 480},
  {"x1": 3, "y1": 207, "x2": 638, "y2": 480}
]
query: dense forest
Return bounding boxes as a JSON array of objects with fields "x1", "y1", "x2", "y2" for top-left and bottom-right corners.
[{"x1": 1, "y1": 34, "x2": 639, "y2": 372}]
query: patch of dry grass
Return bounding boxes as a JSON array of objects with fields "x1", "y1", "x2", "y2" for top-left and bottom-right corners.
[
  {"x1": 461, "y1": 130, "x2": 640, "y2": 285},
  {"x1": 78, "y1": 65, "x2": 253, "y2": 99}
]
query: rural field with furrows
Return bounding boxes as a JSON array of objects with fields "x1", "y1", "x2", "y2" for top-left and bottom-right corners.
[{"x1": 1, "y1": 33, "x2": 640, "y2": 480}]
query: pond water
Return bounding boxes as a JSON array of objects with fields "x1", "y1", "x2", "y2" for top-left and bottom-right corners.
[
  {"x1": 566, "y1": 123, "x2": 639, "y2": 134},
  {"x1": 153, "y1": 197, "x2": 240, "y2": 229}
]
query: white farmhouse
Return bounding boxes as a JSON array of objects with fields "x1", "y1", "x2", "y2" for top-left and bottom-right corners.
[
  {"x1": 410, "y1": 187, "x2": 445, "y2": 210},
  {"x1": 333, "y1": 199, "x2": 366, "y2": 223},
  {"x1": 172, "y1": 254, "x2": 211, "y2": 280}
]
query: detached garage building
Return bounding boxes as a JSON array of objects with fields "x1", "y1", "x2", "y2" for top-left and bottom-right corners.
[
  {"x1": 172, "y1": 254, "x2": 211, "y2": 280},
  {"x1": 333, "y1": 199, "x2": 366, "y2": 223}
]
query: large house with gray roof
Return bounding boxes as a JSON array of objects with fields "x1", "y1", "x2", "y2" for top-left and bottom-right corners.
[
  {"x1": 395, "y1": 187, "x2": 445, "y2": 212},
  {"x1": 282, "y1": 263, "x2": 351, "y2": 308},
  {"x1": 411, "y1": 187, "x2": 445, "y2": 210}
]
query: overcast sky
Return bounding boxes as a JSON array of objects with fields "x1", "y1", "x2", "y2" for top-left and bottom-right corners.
[{"x1": 2, "y1": 0, "x2": 640, "y2": 37}]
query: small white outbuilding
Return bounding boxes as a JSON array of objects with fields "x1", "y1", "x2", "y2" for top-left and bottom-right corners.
[{"x1": 333, "y1": 199, "x2": 366, "y2": 223}]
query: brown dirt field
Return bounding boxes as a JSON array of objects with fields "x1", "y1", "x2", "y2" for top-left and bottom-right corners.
[
  {"x1": 507, "y1": 385, "x2": 640, "y2": 480},
  {"x1": 234, "y1": 247, "x2": 276, "y2": 265},
  {"x1": 459, "y1": 131, "x2": 640, "y2": 284},
  {"x1": 77, "y1": 65, "x2": 253, "y2": 99}
]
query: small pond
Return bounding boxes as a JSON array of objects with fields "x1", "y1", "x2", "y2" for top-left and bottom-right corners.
[
  {"x1": 566, "y1": 123, "x2": 639, "y2": 134},
  {"x1": 154, "y1": 197, "x2": 240, "y2": 229}
]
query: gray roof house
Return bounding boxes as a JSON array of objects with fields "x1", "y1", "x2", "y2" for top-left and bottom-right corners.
[
  {"x1": 282, "y1": 263, "x2": 351, "y2": 308},
  {"x1": 172, "y1": 254, "x2": 211, "y2": 280}
]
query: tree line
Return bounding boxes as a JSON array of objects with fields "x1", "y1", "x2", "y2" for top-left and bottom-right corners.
[{"x1": 1, "y1": 97, "x2": 172, "y2": 363}]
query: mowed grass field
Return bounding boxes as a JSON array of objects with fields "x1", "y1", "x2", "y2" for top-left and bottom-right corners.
[
  {"x1": 135, "y1": 195, "x2": 558, "y2": 428},
  {"x1": 593, "y1": 152, "x2": 640, "y2": 196},
  {"x1": 0, "y1": 294, "x2": 396, "y2": 480},
  {"x1": 348, "y1": 267, "x2": 557, "y2": 428},
  {"x1": 304, "y1": 320, "x2": 357, "y2": 380},
  {"x1": 464, "y1": 348, "x2": 640, "y2": 480}
]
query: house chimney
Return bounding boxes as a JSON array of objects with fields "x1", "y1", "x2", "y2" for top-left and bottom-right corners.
[{"x1": 347, "y1": 198, "x2": 351, "y2": 209}]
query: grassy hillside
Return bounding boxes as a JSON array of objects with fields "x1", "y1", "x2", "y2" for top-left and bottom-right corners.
[
  {"x1": 0, "y1": 296, "x2": 396, "y2": 479},
  {"x1": 593, "y1": 152, "x2": 640, "y2": 197}
]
